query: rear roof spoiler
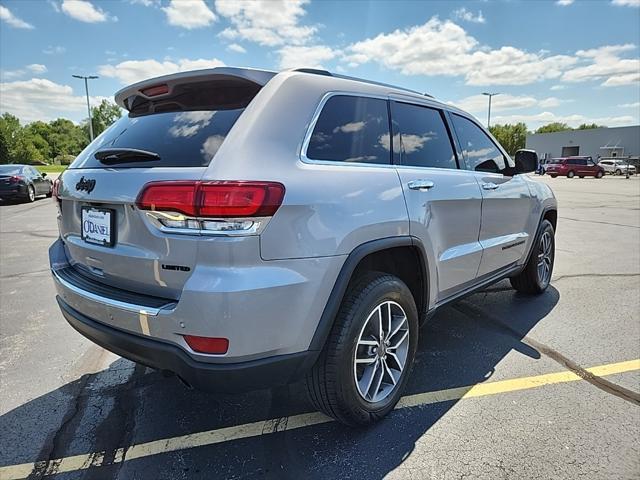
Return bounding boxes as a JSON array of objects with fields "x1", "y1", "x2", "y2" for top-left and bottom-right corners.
[{"x1": 114, "y1": 67, "x2": 277, "y2": 111}]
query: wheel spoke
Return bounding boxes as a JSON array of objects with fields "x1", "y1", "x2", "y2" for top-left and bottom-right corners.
[
  {"x1": 387, "y1": 351, "x2": 404, "y2": 371},
  {"x1": 383, "y1": 359, "x2": 397, "y2": 385},
  {"x1": 358, "y1": 339, "x2": 377, "y2": 347},
  {"x1": 386, "y1": 302, "x2": 392, "y2": 340},
  {"x1": 389, "y1": 330, "x2": 409, "y2": 350},
  {"x1": 376, "y1": 306, "x2": 383, "y2": 340},
  {"x1": 355, "y1": 356, "x2": 377, "y2": 365},
  {"x1": 370, "y1": 360, "x2": 385, "y2": 400},
  {"x1": 360, "y1": 359, "x2": 379, "y2": 398}
]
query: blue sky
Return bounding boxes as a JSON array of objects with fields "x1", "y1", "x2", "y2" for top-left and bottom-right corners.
[{"x1": 1, "y1": 0, "x2": 639, "y2": 130}]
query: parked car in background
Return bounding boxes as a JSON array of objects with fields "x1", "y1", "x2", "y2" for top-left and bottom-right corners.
[
  {"x1": 545, "y1": 156, "x2": 604, "y2": 178},
  {"x1": 0, "y1": 164, "x2": 53, "y2": 202},
  {"x1": 49, "y1": 67, "x2": 557, "y2": 426},
  {"x1": 597, "y1": 159, "x2": 636, "y2": 175}
]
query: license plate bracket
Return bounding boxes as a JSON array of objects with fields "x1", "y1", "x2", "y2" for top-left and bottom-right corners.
[{"x1": 81, "y1": 207, "x2": 115, "y2": 247}]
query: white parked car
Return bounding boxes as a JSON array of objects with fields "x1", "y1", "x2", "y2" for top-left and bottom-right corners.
[{"x1": 597, "y1": 159, "x2": 636, "y2": 175}]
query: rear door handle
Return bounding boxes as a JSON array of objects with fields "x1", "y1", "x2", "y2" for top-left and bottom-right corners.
[
  {"x1": 408, "y1": 180, "x2": 435, "y2": 191},
  {"x1": 482, "y1": 182, "x2": 499, "y2": 190}
]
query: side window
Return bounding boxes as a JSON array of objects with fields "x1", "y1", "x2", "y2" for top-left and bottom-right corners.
[
  {"x1": 306, "y1": 95, "x2": 390, "y2": 164},
  {"x1": 391, "y1": 102, "x2": 457, "y2": 169},
  {"x1": 451, "y1": 114, "x2": 507, "y2": 173}
]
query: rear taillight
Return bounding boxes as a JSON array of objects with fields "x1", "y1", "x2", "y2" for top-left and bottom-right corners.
[
  {"x1": 137, "y1": 181, "x2": 285, "y2": 235},
  {"x1": 9, "y1": 175, "x2": 21, "y2": 184},
  {"x1": 52, "y1": 178, "x2": 61, "y2": 201}
]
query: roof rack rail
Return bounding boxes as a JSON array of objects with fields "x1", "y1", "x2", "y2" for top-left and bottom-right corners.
[{"x1": 291, "y1": 68, "x2": 432, "y2": 99}]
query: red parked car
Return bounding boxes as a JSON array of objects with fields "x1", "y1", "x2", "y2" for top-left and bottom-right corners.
[{"x1": 545, "y1": 156, "x2": 604, "y2": 178}]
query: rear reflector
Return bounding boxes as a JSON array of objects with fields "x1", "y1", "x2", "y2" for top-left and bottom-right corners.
[
  {"x1": 183, "y1": 335, "x2": 229, "y2": 354},
  {"x1": 141, "y1": 84, "x2": 169, "y2": 97},
  {"x1": 137, "y1": 181, "x2": 285, "y2": 218}
]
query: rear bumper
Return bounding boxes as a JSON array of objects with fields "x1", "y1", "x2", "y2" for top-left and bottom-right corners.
[
  {"x1": 57, "y1": 296, "x2": 317, "y2": 392},
  {"x1": 0, "y1": 185, "x2": 27, "y2": 198}
]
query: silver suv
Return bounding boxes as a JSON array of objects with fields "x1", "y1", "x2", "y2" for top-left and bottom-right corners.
[{"x1": 50, "y1": 67, "x2": 557, "y2": 426}]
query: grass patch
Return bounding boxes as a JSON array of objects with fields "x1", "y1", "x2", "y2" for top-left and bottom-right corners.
[{"x1": 37, "y1": 165, "x2": 67, "y2": 174}]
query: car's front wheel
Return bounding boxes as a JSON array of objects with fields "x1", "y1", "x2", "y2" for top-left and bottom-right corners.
[
  {"x1": 306, "y1": 272, "x2": 418, "y2": 426},
  {"x1": 567, "y1": 171, "x2": 575, "y2": 178},
  {"x1": 615, "y1": 169, "x2": 622, "y2": 176},
  {"x1": 596, "y1": 170, "x2": 603, "y2": 179},
  {"x1": 510, "y1": 219, "x2": 555, "y2": 294}
]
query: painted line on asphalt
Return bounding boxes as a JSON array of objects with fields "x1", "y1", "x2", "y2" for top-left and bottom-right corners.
[{"x1": 1, "y1": 358, "x2": 638, "y2": 479}]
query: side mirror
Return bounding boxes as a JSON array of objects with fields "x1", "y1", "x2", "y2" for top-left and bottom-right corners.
[
  {"x1": 514, "y1": 149, "x2": 537, "y2": 174},
  {"x1": 41, "y1": 172, "x2": 48, "y2": 178}
]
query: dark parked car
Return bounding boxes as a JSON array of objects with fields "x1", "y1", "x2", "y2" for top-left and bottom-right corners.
[
  {"x1": 545, "y1": 156, "x2": 604, "y2": 178},
  {"x1": 0, "y1": 164, "x2": 53, "y2": 202}
]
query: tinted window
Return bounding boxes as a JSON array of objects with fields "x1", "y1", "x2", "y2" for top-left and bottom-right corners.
[
  {"x1": 0, "y1": 165, "x2": 22, "y2": 175},
  {"x1": 306, "y1": 96, "x2": 390, "y2": 164},
  {"x1": 70, "y1": 109, "x2": 245, "y2": 169},
  {"x1": 451, "y1": 114, "x2": 506, "y2": 173},
  {"x1": 391, "y1": 102, "x2": 456, "y2": 169}
]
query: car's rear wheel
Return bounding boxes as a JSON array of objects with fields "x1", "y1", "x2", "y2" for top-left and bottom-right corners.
[
  {"x1": 25, "y1": 185, "x2": 35, "y2": 203},
  {"x1": 567, "y1": 171, "x2": 575, "y2": 178},
  {"x1": 306, "y1": 272, "x2": 418, "y2": 426},
  {"x1": 595, "y1": 171, "x2": 603, "y2": 179},
  {"x1": 510, "y1": 219, "x2": 555, "y2": 294}
]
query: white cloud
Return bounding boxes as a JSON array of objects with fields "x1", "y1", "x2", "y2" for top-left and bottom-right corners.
[
  {"x1": 98, "y1": 57, "x2": 225, "y2": 84},
  {"x1": 227, "y1": 43, "x2": 247, "y2": 54},
  {"x1": 27, "y1": 64, "x2": 47, "y2": 74},
  {"x1": 0, "y1": 78, "x2": 109, "y2": 123},
  {"x1": 130, "y1": 0, "x2": 160, "y2": 6},
  {"x1": 453, "y1": 7, "x2": 485, "y2": 23},
  {"x1": 550, "y1": 84, "x2": 566, "y2": 91},
  {"x1": 492, "y1": 111, "x2": 635, "y2": 129},
  {"x1": 344, "y1": 17, "x2": 577, "y2": 86},
  {"x1": 612, "y1": 0, "x2": 640, "y2": 6},
  {"x1": 556, "y1": 0, "x2": 574, "y2": 5},
  {"x1": 278, "y1": 45, "x2": 336, "y2": 69},
  {"x1": 618, "y1": 101, "x2": 640, "y2": 108},
  {"x1": 561, "y1": 44, "x2": 640, "y2": 87},
  {"x1": 216, "y1": 0, "x2": 316, "y2": 46},
  {"x1": 43, "y1": 45, "x2": 66, "y2": 55},
  {"x1": 61, "y1": 0, "x2": 113, "y2": 23},
  {"x1": 450, "y1": 94, "x2": 563, "y2": 114},
  {"x1": 162, "y1": 0, "x2": 216, "y2": 29},
  {"x1": 1, "y1": 64, "x2": 48, "y2": 81},
  {"x1": 0, "y1": 5, "x2": 34, "y2": 29}
]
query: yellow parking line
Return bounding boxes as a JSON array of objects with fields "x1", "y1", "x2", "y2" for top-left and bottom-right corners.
[{"x1": 1, "y1": 359, "x2": 638, "y2": 480}]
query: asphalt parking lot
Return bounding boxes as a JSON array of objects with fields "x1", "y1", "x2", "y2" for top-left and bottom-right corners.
[{"x1": 1, "y1": 174, "x2": 639, "y2": 480}]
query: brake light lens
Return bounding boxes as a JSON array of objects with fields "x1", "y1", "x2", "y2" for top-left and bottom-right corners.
[
  {"x1": 52, "y1": 177, "x2": 61, "y2": 200},
  {"x1": 141, "y1": 84, "x2": 169, "y2": 97},
  {"x1": 183, "y1": 335, "x2": 229, "y2": 354},
  {"x1": 9, "y1": 175, "x2": 21, "y2": 184},
  {"x1": 137, "y1": 181, "x2": 285, "y2": 218}
]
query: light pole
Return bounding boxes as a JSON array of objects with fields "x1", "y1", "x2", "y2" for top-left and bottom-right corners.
[
  {"x1": 73, "y1": 74, "x2": 99, "y2": 141},
  {"x1": 482, "y1": 92, "x2": 500, "y2": 128}
]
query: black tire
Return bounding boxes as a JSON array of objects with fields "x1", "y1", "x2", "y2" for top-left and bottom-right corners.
[
  {"x1": 549, "y1": 174, "x2": 557, "y2": 178},
  {"x1": 579, "y1": 176, "x2": 584, "y2": 179},
  {"x1": 25, "y1": 185, "x2": 35, "y2": 203},
  {"x1": 595, "y1": 170, "x2": 603, "y2": 179},
  {"x1": 46, "y1": 185, "x2": 53, "y2": 198},
  {"x1": 567, "y1": 171, "x2": 575, "y2": 178},
  {"x1": 510, "y1": 220, "x2": 555, "y2": 294},
  {"x1": 306, "y1": 272, "x2": 419, "y2": 426},
  {"x1": 615, "y1": 169, "x2": 622, "y2": 176}
]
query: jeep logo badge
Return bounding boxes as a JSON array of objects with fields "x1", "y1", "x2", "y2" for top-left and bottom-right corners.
[{"x1": 76, "y1": 176, "x2": 96, "y2": 194}]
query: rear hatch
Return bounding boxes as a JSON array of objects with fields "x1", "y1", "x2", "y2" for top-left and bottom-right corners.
[{"x1": 56, "y1": 68, "x2": 274, "y2": 299}]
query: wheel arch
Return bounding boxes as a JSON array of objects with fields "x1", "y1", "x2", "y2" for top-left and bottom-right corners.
[{"x1": 307, "y1": 236, "x2": 429, "y2": 353}]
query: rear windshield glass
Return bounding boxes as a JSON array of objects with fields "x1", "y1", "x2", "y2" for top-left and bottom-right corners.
[
  {"x1": 0, "y1": 165, "x2": 23, "y2": 175},
  {"x1": 70, "y1": 109, "x2": 244, "y2": 169}
]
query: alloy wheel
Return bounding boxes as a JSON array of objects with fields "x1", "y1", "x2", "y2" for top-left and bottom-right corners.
[
  {"x1": 28, "y1": 186, "x2": 35, "y2": 202},
  {"x1": 353, "y1": 301, "x2": 409, "y2": 403},
  {"x1": 537, "y1": 231, "x2": 553, "y2": 288}
]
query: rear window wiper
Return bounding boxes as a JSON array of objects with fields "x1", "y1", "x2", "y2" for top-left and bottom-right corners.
[{"x1": 94, "y1": 148, "x2": 161, "y2": 164}]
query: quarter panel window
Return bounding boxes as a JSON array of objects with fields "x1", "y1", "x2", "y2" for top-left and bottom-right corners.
[
  {"x1": 306, "y1": 95, "x2": 391, "y2": 164},
  {"x1": 391, "y1": 102, "x2": 457, "y2": 169},
  {"x1": 451, "y1": 114, "x2": 507, "y2": 173}
]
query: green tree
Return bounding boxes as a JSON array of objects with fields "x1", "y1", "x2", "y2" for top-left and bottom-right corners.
[
  {"x1": 84, "y1": 99, "x2": 122, "y2": 138},
  {"x1": 0, "y1": 113, "x2": 22, "y2": 164},
  {"x1": 535, "y1": 122, "x2": 572, "y2": 134},
  {"x1": 49, "y1": 118, "x2": 88, "y2": 158},
  {"x1": 489, "y1": 122, "x2": 528, "y2": 155},
  {"x1": 577, "y1": 123, "x2": 604, "y2": 130}
]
